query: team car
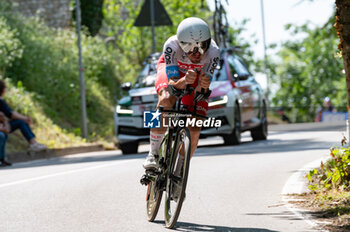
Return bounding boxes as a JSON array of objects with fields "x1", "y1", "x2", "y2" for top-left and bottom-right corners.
[{"x1": 114, "y1": 49, "x2": 267, "y2": 154}]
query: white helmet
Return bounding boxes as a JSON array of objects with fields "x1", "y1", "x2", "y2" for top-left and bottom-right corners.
[{"x1": 176, "y1": 17, "x2": 211, "y2": 55}]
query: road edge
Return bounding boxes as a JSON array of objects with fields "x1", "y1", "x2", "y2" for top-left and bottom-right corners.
[
  {"x1": 7, "y1": 144, "x2": 106, "y2": 163},
  {"x1": 281, "y1": 156, "x2": 331, "y2": 232}
]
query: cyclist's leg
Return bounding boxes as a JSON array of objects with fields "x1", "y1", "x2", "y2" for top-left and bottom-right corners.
[
  {"x1": 181, "y1": 94, "x2": 208, "y2": 157},
  {"x1": 188, "y1": 125, "x2": 201, "y2": 157},
  {"x1": 149, "y1": 88, "x2": 175, "y2": 152},
  {"x1": 174, "y1": 99, "x2": 208, "y2": 175},
  {"x1": 190, "y1": 99, "x2": 208, "y2": 156},
  {"x1": 143, "y1": 61, "x2": 176, "y2": 169}
]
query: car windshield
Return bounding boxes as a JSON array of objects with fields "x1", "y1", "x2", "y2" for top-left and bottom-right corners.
[
  {"x1": 133, "y1": 62, "x2": 157, "y2": 88},
  {"x1": 212, "y1": 59, "x2": 228, "y2": 81}
]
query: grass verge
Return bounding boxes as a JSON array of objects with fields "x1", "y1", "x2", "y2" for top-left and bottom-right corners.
[{"x1": 291, "y1": 191, "x2": 350, "y2": 232}]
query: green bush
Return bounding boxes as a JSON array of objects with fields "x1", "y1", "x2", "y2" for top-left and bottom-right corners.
[
  {"x1": 3, "y1": 78, "x2": 86, "y2": 152},
  {"x1": 0, "y1": 16, "x2": 23, "y2": 75},
  {"x1": 308, "y1": 146, "x2": 350, "y2": 191},
  {"x1": 0, "y1": 4, "x2": 119, "y2": 139},
  {"x1": 80, "y1": 0, "x2": 104, "y2": 36}
]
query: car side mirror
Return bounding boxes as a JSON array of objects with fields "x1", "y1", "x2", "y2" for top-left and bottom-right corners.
[
  {"x1": 238, "y1": 74, "x2": 249, "y2": 81},
  {"x1": 233, "y1": 73, "x2": 249, "y2": 81},
  {"x1": 121, "y1": 82, "x2": 132, "y2": 91}
]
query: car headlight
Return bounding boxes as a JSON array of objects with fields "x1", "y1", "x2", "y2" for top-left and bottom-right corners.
[
  {"x1": 116, "y1": 105, "x2": 133, "y2": 114},
  {"x1": 208, "y1": 95, "x2": 228, "y2": 107}
]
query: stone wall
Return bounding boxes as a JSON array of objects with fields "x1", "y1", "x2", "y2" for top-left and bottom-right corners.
[{"x1": 9, "y1": 0, "x2": 71, "y2": 28}]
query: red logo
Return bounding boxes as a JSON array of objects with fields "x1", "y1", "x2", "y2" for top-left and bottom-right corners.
[{"x1": 177, "y1": 61, "x2": 203, "y2": 71}]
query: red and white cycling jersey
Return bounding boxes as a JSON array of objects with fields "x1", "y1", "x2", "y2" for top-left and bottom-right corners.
[
  {"x1": 155, "y1": 35, "x2": 220, "y2": 116},
  {"x1": 163, "y1": 35, "x2": 220, "y2": 80}
]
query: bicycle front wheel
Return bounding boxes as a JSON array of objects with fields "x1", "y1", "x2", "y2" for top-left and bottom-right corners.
[{"x1": 164, "y1": 127, "x2": 191, "y2": 229}]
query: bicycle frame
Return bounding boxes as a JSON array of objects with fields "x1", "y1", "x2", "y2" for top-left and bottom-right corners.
[
  {"x1": 142, "y1": 84, "x2": 208, "y2": 183},
  {"x1": 141, "y1": 84, "x2": 209, "y2": 227},
  {"x1": 159, "y1": 86, "x2": 209, "y2": 173}
]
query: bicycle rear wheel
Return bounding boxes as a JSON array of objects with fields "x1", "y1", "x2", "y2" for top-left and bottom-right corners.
[
  {"x1": 146, "y1": 134, "x2": 169, "y2": 222},
  {"x1": 146, "y1": 178, "x2": 162, "y2": 221},
  {"x1": 164, "y1": 127, "x2": 191, "y2": 228}
]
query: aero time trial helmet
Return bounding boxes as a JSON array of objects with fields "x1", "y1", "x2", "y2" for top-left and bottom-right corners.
[{"x1": 176, "y1": 17, "x2": 211, "y2": 55}]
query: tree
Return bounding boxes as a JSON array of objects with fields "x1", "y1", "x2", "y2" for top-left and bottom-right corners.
[
  {"x1": 271, "y1": 14, "x2": 345, "y2": 122},
  {"x1": 73, "y1": 0, "x2": 104, "y2": 36},
  {"x1": 102, "y1": 0, "x2": 257, "y2": 84},
  {"x1": 335, "y1": 0, "x2": 350, "y2": 140}
]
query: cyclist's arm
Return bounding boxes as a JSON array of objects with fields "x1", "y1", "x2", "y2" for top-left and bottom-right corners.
[
  {"x1": 169, "y1": 69, "x2": 198, "y2": 90},
  {"x1": 169, "y1": 77, "x2": 186, "y2": 90},
  {"x1": 165, "y1": 55, "x2": 187, "y2": 89},
  {"x1": 195, "y1": 71, "x2": 210, "y2": 93},
  {"x1": 163, "y1": 36, "x2": 189, "y2": 90},
  {"x1": 165, "y1": 64, "x2": 187, "y2": 90},
  {"x1": 196, "y1": 52, "x2": 220, "y2": 93},
  {"x1": 164, "y1": 53, "x2": 186, "y2": 90}
]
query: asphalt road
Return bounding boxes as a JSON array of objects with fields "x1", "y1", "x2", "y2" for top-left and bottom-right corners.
[{"x1": 0, "y1": 122, "x2": 346, "y2": 232}]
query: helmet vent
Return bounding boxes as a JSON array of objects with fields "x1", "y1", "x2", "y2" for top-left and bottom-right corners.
[{"x1": 190, "y1": 30, "x2": 202, "y2": 41}]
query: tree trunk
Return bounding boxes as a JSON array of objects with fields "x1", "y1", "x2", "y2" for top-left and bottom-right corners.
[{"x1": 335, "y1": 0, "x2": 350, "y2": 143}]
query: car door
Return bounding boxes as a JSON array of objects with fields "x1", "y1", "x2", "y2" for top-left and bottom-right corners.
[
  {"x1": 227, "y1": 55, "x2": 255, "y2": 128},
  {"x1": 236, "y1": 56, "x2": 263, "y2": 125}
]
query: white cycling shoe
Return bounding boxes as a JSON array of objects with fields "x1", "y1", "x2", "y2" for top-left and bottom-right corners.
[{"x1": 143, "y1": 153, "x2": 158, "y2": 170}]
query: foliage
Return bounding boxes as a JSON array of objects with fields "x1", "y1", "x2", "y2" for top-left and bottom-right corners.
[
  {"x1": 3, "y1": 78, "x2": 86, "y2": 152},
  {"x1": 81, "y1": 0, "x2": 104, "y2": 36},
  {"x1": 101, "y1": 0, "x2": 210, "y2": 84},
  {"x1": 102, "y1": 0, "x2": 257, "y2": 84},
  {"x1": 226, "y1": 19, "x2": 258, "y2": 70},
  {"x1": 0, "y1": 0, "x2": 256, "y2": 149},
  {"x1": 72, "y1": 0, "x2": 104, "y2": 36},
  {"x1": 308, "y1": 146, "x2": 350, "y2": 191},
  {"x1": 271, "y1": 14, "x2": 345, "y2": 122},
  {"x1": 0, "y1": 16, "x2": 23, "y2": 76},
  {"x1": 0, "y1": 2, "x2": 119, "y2": 140}
]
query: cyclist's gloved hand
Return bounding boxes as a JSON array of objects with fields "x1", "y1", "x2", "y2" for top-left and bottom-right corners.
[
  {"x1": 185, "y1": 69, "x2": 197, "y2": 85},
  {"x1": 199, "y1": 71, "x2": 211, "y2": 89}
]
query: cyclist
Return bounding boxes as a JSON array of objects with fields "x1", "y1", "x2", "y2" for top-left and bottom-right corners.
[{"x1": 143, "y1": 17, "x2": 220, "y2": 170}]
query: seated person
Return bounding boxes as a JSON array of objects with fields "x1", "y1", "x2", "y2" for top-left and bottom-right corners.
[
  {"x1": 0, "y1": 80, "x2": 47, "y2": 152},
  {"x1": 276, "y1": 107, "x2": 291, "y2": 123},
  {"x1": 0, "y1": 112, "x2": 10, "y2": 166}
]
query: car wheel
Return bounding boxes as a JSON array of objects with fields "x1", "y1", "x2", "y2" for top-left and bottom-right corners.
[
  {"x1": 119, "y1": 142, "x2": 139, "y2": 155},
  {"x1": 251, "y1": 101, "x2": 268, "y2": 141},
  {"x1": 223, "y1": 103, "x2": 241, "y2": 145}
]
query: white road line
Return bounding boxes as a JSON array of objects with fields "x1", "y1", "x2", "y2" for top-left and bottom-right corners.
[
  {"x1": 282, "y1": 156, "x2": 330, "y2": 195},
  {"x1": 281, "y1": 156, "x2": 331, "y2": 232},
  {"x1": 0, "y1": 160, "x2": 135, "y2": 189}
]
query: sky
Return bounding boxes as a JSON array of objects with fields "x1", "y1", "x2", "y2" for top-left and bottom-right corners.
[
  {"x1": 207, "y1": 0, "x2": 335, "y2": 90},
  {"x1": 207, "y1": 0, "x2": 335, "y2": 59}
]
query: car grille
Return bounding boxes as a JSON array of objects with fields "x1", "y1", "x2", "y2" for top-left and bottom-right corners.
[{"x1": 118, "y1": 126, "x2": 150, "y2": 136}]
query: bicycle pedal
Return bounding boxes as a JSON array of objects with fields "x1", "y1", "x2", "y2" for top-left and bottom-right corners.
[{"x1": 140, "y1": 174, "x2": 151, "y2": 186}]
